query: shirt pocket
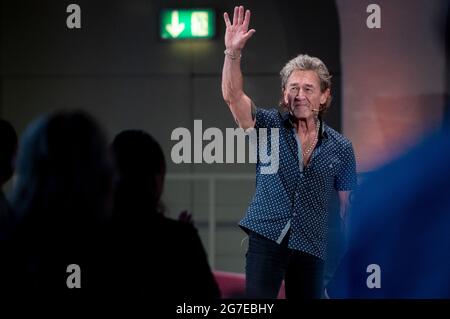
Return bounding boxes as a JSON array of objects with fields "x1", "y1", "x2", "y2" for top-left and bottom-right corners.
[
  {"x1": 319, "y1": 156, "x2": 340, "y2": 185},
  {"x1": 327, "y1": 157, "x2": 341, "y2": 176},
  {"x1": 308, "y1": 156, "x2": 341, "y2": 208}
]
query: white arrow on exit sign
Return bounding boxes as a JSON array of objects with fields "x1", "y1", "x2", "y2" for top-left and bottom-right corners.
[{"x1": 165, "y1": 11, "x2": 185, "y2": 38}]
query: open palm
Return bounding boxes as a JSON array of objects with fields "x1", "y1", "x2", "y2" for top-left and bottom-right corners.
[{"x1": 224, "y1": 6, "x2": 256, "y2": 50}]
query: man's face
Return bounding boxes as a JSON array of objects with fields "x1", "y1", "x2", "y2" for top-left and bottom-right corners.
[{"x1": 283, "y1": 70, "x2": 329, "y2": 120}]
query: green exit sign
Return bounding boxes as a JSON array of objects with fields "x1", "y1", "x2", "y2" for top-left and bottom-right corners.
[{"x1": 160, "y1": 9, "x2": 215, "y2": 39}]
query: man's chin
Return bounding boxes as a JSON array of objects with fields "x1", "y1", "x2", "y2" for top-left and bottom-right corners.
[{"x1": 292, "y1": 111, "x2": 309, "y2": 120}]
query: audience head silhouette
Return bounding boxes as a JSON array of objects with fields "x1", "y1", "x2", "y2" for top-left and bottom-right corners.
[
  {"x1": 11, "y1": 110, "x2": 113, "y2": 233},
  {"x1": 112, "y1": 130, "x2": 166, "y2": 220}
]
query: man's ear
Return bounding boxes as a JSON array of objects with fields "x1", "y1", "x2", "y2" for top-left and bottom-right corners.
[
  {"x1": 320, "y1": 88, "x2": 330, "y2": 105},
  {"x1": 282, "y1": 88, "x2": 289, "y2": 105}
]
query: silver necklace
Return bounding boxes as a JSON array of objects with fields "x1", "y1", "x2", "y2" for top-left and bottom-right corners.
[{"x1": 302, "y1": 119, "x2": 320, "y2": 156}]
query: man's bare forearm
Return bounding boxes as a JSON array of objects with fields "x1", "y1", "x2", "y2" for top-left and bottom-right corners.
[
  {"x1": 338, "y1": 191, "x2": 351, "y2": 220},
  {"x1": 221, "y1": 51, "x2": 254, "y2": 129},
  {"x1": 222, "y1": 49, "x2": 244, "y2": 105},
  {"x1": 221, "y1": 6, "x2": 255, "y2": 129}
]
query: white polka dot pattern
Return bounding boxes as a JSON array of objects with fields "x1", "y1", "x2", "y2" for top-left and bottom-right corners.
[{"x1": 239, "y1": 107, "x2": 357, "y2": 260}]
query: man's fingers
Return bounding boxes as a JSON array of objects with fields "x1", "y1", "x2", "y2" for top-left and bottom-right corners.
[
  {"x1": 224, "y1": 12, "x2": 231, "y2": 27},
  {"x1": 242, "y1": 9, "x2": 251, "y2": 30},
  {"x1": 232, "y1": 6, "x2": 238, "y2": 26},
  {"x1": 243, "y1": 29, "x2": 256, "y2": 41},
  {"x1": 237, "y1": 6, "x2": 244, "y2": 25}
]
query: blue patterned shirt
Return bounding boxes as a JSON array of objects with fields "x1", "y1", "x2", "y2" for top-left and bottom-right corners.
[{"x1": 239, "y1": 107, "x2": 357, "y2": 260}]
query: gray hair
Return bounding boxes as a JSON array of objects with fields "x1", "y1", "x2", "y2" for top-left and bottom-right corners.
[{"x1": 279, "y1": 54, "x2": 332, "y2": 112}]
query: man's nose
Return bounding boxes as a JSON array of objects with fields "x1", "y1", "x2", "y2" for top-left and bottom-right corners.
[{"x1": 295, "y1": 89, "x2": 307, "y2": 99}]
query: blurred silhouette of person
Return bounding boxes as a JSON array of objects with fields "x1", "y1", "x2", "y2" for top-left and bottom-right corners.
[
  {"x1": 327, "y1": 122, "x2": 450, "y2": 298},
  {"x1": 326, "y1": 2, "x2": 450, "y2": 299},
  {"x1": 111, "y1": 130, "x2": 220, "y2": 300},
  {"x1": 0, "y1": 111, "x2": 114, "y2": 295},
  {"x1": 0, "y1": 119, "x2": 18, "y2": 238}
]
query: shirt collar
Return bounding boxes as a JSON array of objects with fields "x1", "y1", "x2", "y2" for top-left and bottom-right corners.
[{"x1": 281, "y1": 111, "x2": 328, "y2": 138}]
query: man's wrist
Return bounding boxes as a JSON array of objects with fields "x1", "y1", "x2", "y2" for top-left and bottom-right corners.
[{"x1": 224, "y1": 48, "x2": 242, "y2": 60}]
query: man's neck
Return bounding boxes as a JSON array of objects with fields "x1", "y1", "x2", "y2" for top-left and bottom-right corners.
[{"x1": 295, "y1": 116, "x2": 317, "y2": 136}]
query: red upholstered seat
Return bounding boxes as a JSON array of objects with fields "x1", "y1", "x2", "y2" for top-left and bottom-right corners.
[{"x1": 213, "y1": 270, "x2": 286, "y2": 299}]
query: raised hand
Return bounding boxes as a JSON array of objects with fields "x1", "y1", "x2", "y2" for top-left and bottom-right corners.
[
  {"x1": 224, "y1": 6, "x2": 256, "y2": 51},
  {"x1": 178, "y1": 210, "x2": 193, "y2": 225}
]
